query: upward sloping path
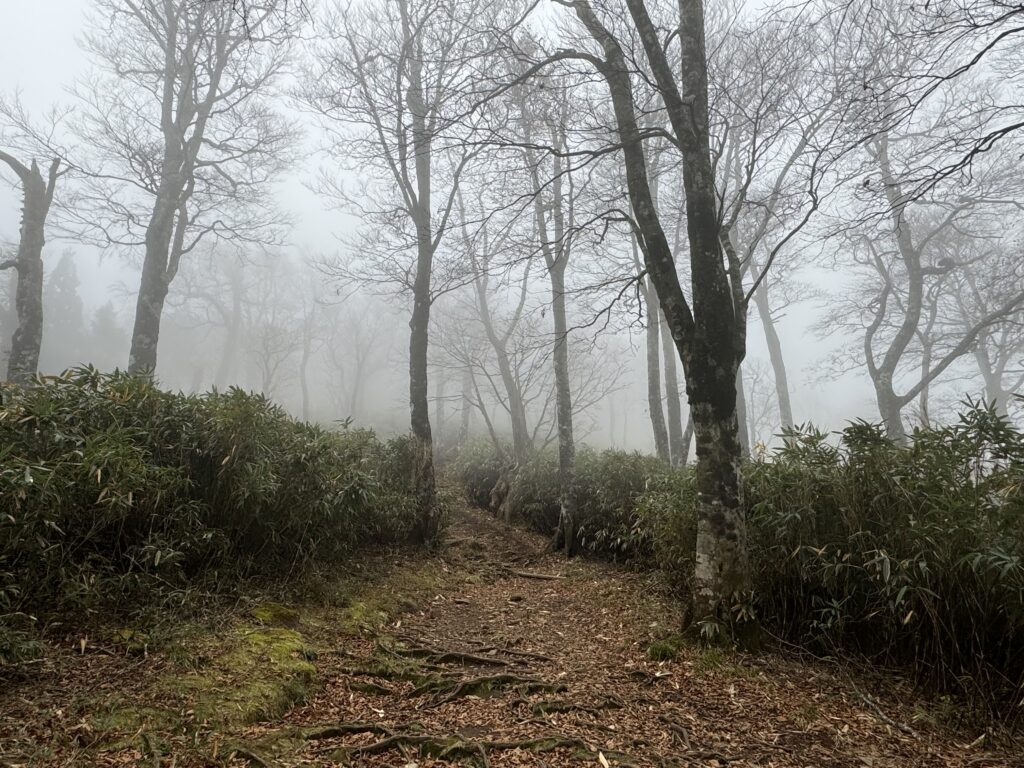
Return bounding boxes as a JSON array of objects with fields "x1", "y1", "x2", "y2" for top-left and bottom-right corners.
[
  {"x1": 0, "y1": 502, "x2": 1016, "y2": 766},
  {"x1": 239, "y1": 506, "x2": 1015, "y2": 768}
]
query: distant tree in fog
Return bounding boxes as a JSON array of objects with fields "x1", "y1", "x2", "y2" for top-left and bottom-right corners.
[
  {"x1": 298, "y1": 0, "x2": 524, "y2": 543},
  {"x1": 89, "y1": 302, "x2": 130, "y2": 373},
  {"x1": 40, "y1": 251, "x2": 86, "y2": 373}
]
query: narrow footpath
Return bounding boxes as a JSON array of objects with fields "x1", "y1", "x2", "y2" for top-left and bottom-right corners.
[
  {"x1": 239, "y1": 506, "x2": 1016, "y2": 768},
  {"x1": 1, "y1": 503, "x2": 1017, "y2": 767}
]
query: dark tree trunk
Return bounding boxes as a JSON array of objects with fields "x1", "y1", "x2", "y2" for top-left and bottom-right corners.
[
  {"x1": 1, "y1": 156, "x2": 59, "y2": 385},
  {"x1": 573, "y1": 0, "x2": 752, "y2": 629},
  {"x1": 128, "y1": 189, "x2": 183, "y2": 375},
  {"x1": 549, "y1": 258, "x2": 578, "y2": 556},
  {"x1": 660, "y1": 311, "x2": 686, "y2": 466},
  {"x1": 405, "y1": 3, "x2": 439, "y2": 545},
  {"x1": 409, "y1": 255, "x2": 438, "y2": 543}
]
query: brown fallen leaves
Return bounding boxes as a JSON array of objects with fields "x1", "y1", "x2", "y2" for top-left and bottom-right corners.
[{"x1": 2, "y1": 502, "x2": 1020, "y2": 767}]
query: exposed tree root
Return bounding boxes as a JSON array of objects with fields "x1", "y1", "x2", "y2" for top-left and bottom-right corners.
[
  {"x1": 410, "y1": 673, "x2": 566, "y2": 704},
  {"x1": 303, "y1": 721, "x2": 398, "y2": 741},
  {"x1": 226, "y1": 745, "x2": 274, "y2": 767},
  {"x1": 379, "y1": 640, "x2": 513, "y2": 668},
  {"x1": 467, "y1": 641, "x2": 554, "y2": 663},
  {"x1": 347, "y1": 731, "x2": 637, "y2": 765},
  {"x1": 348, "y1": 679, "x2": 393, "y2": 695},
  {"x1": 526, "y1": 697, "x2": 623, "y2": 716}
]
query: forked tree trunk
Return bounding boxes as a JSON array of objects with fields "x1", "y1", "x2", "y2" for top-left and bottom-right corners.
[
  {"x1": 524, "y1": 116, "x2": 578, "y2": 555},
  {"x1": 674, "y1": 0, "x2": 751, "y2": 627},
  {"x1": 405, "y1": 0, "x2": 439, "y2": 545},
  {"x1": 1, "y1": 155, "x2": 59, "y2": 385},
  {"x1": 573, "y1": 0, "x2": 752, "y2": 630}
]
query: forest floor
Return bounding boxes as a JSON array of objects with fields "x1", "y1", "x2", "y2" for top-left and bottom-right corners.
[{"x1": 1, "y1": 500, "x2": 1020, "y2": 768}]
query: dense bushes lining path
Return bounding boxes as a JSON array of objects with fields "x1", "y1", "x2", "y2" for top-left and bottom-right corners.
[{"x1": 2, "y1": 502, "x2": 1016, "y2": 767}]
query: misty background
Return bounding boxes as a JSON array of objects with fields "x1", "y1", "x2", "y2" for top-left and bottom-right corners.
[{"x1": 0, "y1": 0, "x2": 1015, "y2": 454}]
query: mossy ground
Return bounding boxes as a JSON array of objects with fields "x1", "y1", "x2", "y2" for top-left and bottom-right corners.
[{"x1": 0, "y1": 543, "x2": 454, "y2": 766}]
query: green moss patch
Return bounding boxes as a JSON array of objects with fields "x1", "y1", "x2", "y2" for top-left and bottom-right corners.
[
  {"x1": 647, "y1": 634, "x2": 685, "y2": 662},
  {"x1": 162, "y1": 626, "x2": 317, "y2": 725},
  {"x1": 251, "y1": 602, "x2": 302, "y2": 627}
]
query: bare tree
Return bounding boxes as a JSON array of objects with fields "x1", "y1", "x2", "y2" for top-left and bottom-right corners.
[
  {"x1": 0, "y1": 99, "x2": 68, "y2": 384},
  {"x1": 539, "y1": 0, "x2": 752, "y2": 629},
  {"x1": 828, "y1": 127, "x2": 1024, "y2": 441},
  {"x1": 299, "y1": 0, "x2": 520, "y2": 542},
  {"x1": 74, "y1": 0, "x2": 293, "y2": 375}
]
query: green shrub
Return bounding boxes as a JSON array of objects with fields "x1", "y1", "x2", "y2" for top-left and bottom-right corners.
[
  {"x1": 451, "y1": 441, "x2": 506, "y2": 508},
  {"x1": 456, "y1": 403, "x2": 1024, "y2": 721},
  {"x1": 0, "y1": 368, "x2": 421, "y2": 657},
  {"x1": 745, "y1": 407, "x2": 1024, "y2": 720},
  {"x1": 456, "y1": 444, "x2": 672, "y2": 560}
]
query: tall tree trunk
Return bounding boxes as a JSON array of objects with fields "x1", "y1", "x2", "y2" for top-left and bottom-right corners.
[
  {"x1": 661, "y1": 311, "x2": 686, "y2": 466},
  {"x1": 644, "y1": 283, "x2": 671, "y2": 462},
  {"x1": 681, "y1": 409, "x2": 694, "y2": 465},
  {"x1": 572, "y1": 0, "x2": 752, "y2": 628},
  {"x1": 406, "y1": 3, "x2": 439, "y2": 545},
  {"x1": 549, "y1": 260, "x2": 578, "y2": 556},
  {"x1": 409, "y1": 252, "x2": 438, "y2": 543},
  {"x1": 1, "y1": 157, "x2": 58, "y2": 385},
  {"x1": 752, "y1": 282, "x2": 794, "y2": 429},
  {"x1": 128, "y1": 191, "x2": 182, "y2": 375}
]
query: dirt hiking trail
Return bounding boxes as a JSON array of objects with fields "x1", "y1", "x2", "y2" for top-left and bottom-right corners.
[{"x1": 1, "y1": 503, "x2": 1019, "y2": 767}]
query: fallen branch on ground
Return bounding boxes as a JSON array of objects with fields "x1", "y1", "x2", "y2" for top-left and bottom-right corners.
[
  {"x1": 506, "y1": 569, "x2": 564, "y2": 581},
  {"x1": 855, "y1": 690, "x2": 918, "y2": 738}
]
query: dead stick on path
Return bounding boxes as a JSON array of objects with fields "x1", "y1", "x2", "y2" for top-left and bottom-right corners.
[
  {"x1": 856, "y1": 690, "x2": 918, "y2": 738},
  {"x1": 508, "y1": 569, "x2": 564, "y2": 580}
]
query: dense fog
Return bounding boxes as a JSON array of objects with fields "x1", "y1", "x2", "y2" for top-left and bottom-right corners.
[{"x1": 1, "y1": 0, "x2": 1021, "y2": 457}]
